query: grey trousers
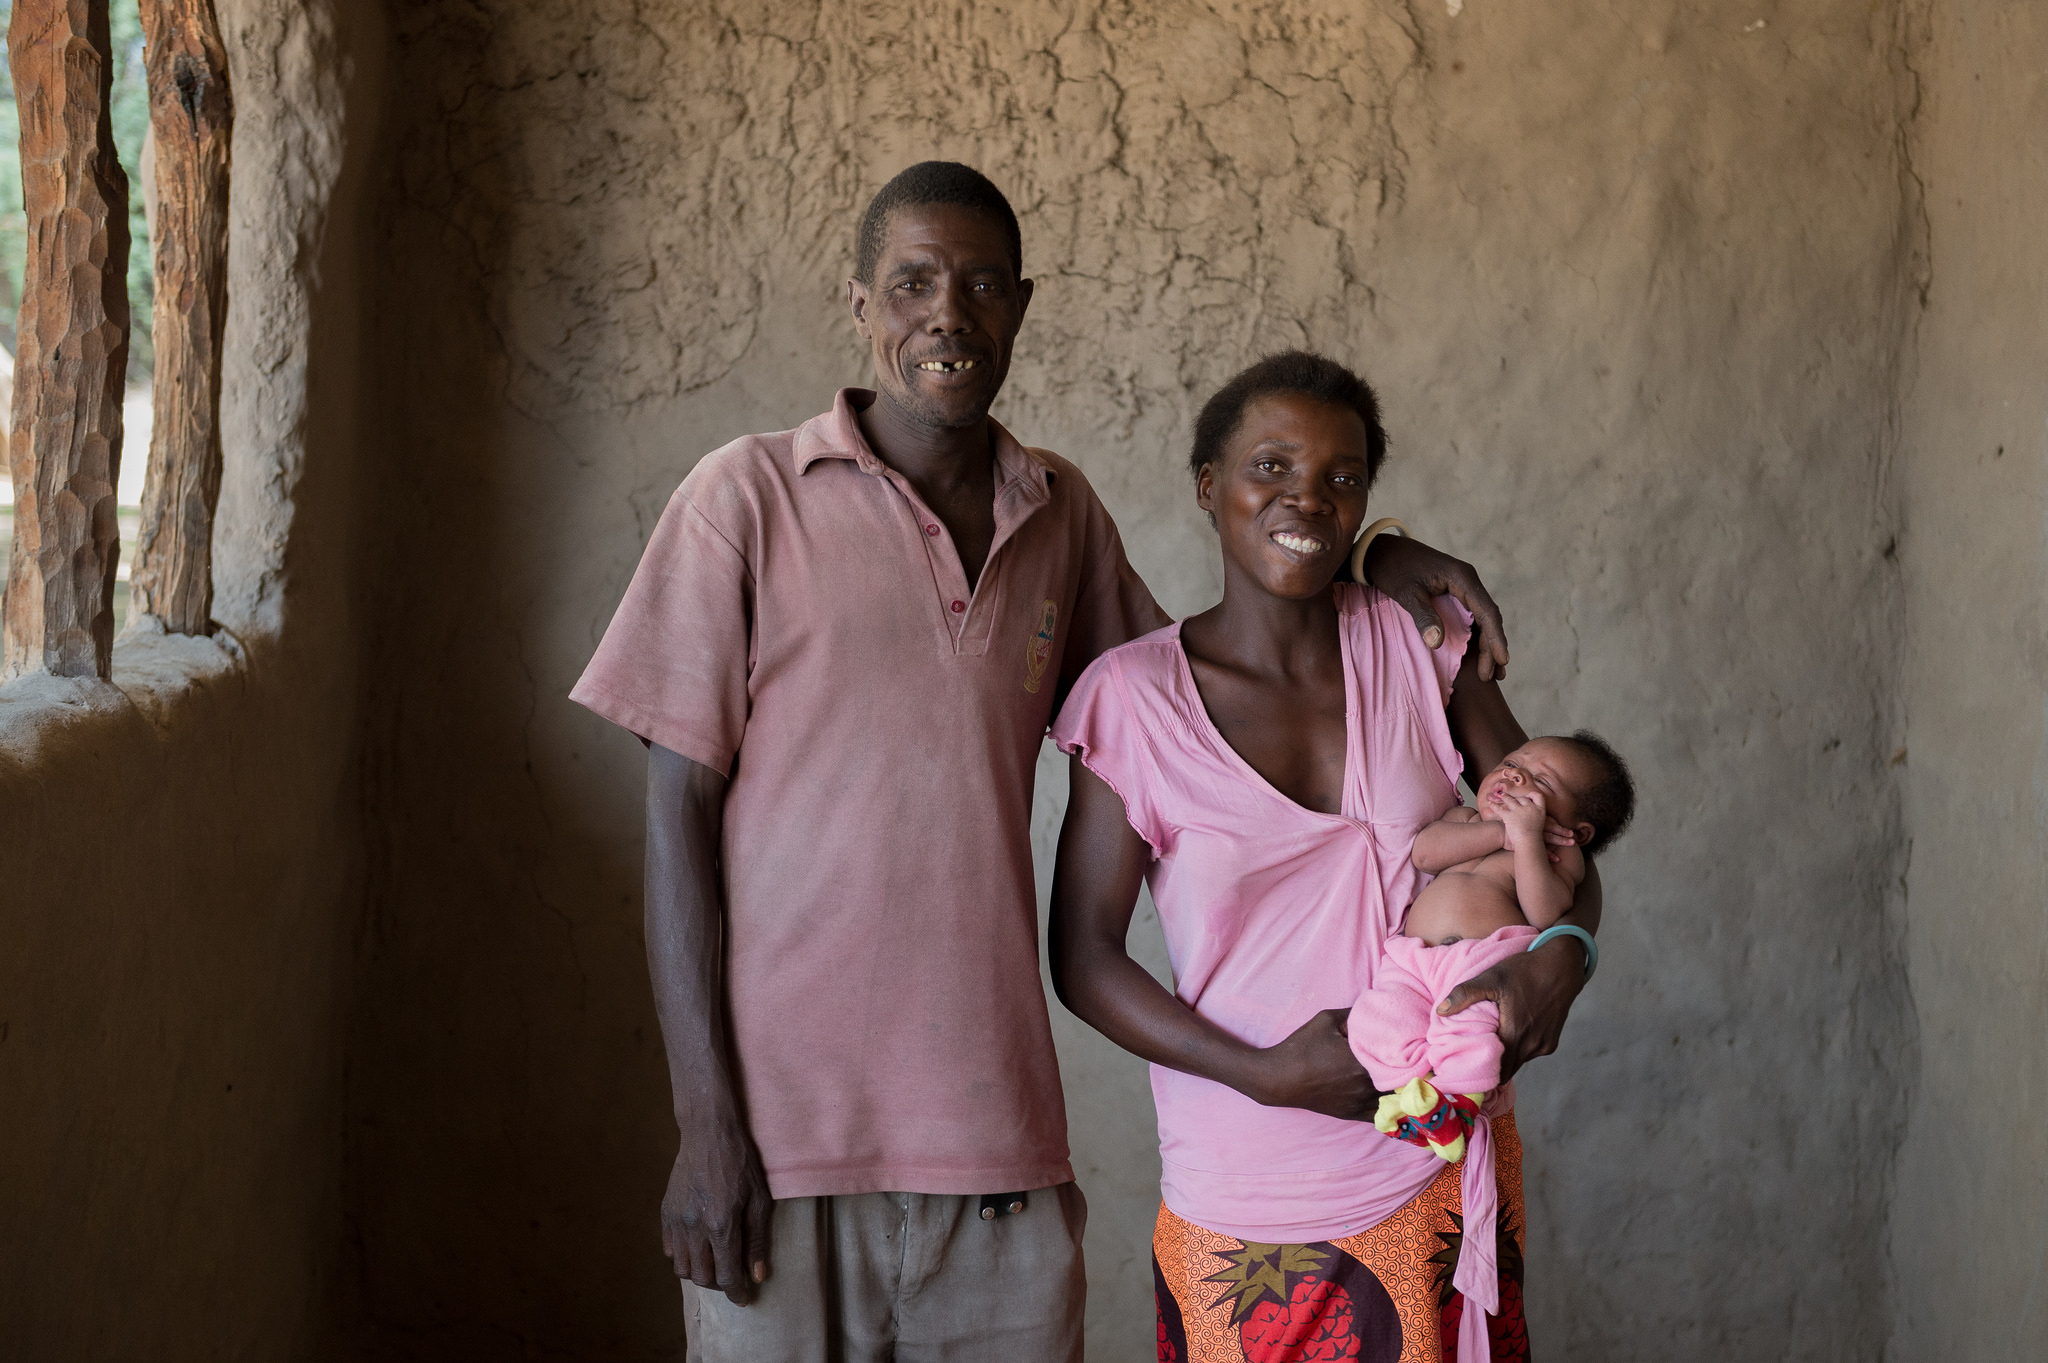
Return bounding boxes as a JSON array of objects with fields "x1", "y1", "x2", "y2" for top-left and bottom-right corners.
[{"x1": 681, "y1": 1183, "x2": 1087, "y2": 1363}]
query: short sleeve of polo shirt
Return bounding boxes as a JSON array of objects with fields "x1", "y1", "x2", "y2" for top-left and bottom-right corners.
[
  {"x1": 570, "y1": 484, "x2": 752, "y2": 775},
  {"x1": 1050, "y1": 644, "x2": 1175, "y2": 857}
]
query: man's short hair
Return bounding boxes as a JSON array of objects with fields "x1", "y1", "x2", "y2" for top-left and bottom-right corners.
[
  {"x1": 855, "y1": 161, "x2": 1023, "y2": 284},
  {"x1": 1187, "y1": 350, "x2": 1389, "y2": 488},
  {"x1": 1559, "y1": 729, "x2": 1637, "y2": 854}
]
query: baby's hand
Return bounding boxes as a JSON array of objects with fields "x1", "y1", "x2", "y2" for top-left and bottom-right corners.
[{"x1": 1498, "y1": 789, "x2": 1549, "y2": 850}]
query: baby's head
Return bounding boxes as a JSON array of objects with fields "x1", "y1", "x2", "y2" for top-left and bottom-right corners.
[{"x1": 1475, "y1": 731, "x2": 1637, "y2": 853}]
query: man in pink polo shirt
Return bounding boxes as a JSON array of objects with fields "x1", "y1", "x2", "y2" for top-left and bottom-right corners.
[{"x1": 571, "y1": 163, "x2": 1518, "y2": 1361}]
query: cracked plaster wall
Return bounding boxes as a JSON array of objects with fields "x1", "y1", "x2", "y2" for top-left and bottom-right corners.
[
  {"x1": 1890, "y1": 3, "x2": 2048, "y2": 1356},
  {"x1": 353, "y1": 3, "x2": 1918, "y2": 1359},
  {"x1": 0, "y1": 0, "x2": 383, "y2": 1354}
]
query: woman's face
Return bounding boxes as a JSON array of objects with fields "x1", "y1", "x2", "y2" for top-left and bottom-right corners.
[{"x1": 1196, "y1": 392, "x2": 1374, "y2": 601}]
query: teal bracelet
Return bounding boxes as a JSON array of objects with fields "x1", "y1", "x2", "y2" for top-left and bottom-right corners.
[{"x1": 1527, "y1": 924, "x2": 1598, "y2": 982}]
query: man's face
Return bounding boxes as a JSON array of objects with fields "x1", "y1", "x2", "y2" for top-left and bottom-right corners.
[{"x1": 848, "y1": 204, "x2": 1034, "y2": 431}]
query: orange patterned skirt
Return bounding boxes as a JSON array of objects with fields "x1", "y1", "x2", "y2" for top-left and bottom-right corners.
[{"x1": 1151, "y1": 1113, "x2": 1528, "y2": 1363}]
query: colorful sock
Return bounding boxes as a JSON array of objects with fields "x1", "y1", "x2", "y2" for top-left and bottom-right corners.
[{"x1": 1373, "y1": 1076, "x2": 1486, "y2": 1163}]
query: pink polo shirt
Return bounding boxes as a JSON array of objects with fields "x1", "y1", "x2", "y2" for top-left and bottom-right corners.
[
  {"x1": 571, "y1": 390, "x2": 1163, "y2": 1199},
  {"x1": 1051, "y1": 585, "x2": 1472, "y2": 1242}
]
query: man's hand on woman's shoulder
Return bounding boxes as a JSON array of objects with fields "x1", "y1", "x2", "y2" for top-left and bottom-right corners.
[{"x1": 1358, "y1": 533, "x2": 1511, "y2": 681}]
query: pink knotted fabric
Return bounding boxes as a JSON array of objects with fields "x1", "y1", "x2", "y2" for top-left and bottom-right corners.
[{"x1": 1350, "y1": 923, "x2": 1538, "y2": 1356}]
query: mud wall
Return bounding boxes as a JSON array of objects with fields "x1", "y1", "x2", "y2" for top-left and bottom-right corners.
[
  {"x1": 0, "y1": 0, "x2": 383, "y2": 1354},
  {"x1": 354, "y1": 3, "x2": 1916, "y2": 1358},
  {"x1": 1890, "y1": 3, "x2": 2048, "y2": 1355}
]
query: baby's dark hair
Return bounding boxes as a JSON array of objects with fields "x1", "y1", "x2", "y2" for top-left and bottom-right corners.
[
  {"x1": 855, "y1": 161, "x2": 1022, "y2": 284},
  {"x1": 1556, "y1": 729, "x2": 1636, "y2": 854},
  {"x1": 1187, "y1": 351, "x2": 1389, "y2": 488}
]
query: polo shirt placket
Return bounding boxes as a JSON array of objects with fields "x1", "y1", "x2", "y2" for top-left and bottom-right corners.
[{"x1": 803, "y1": 427, "x2": 1053, "y2": 660}]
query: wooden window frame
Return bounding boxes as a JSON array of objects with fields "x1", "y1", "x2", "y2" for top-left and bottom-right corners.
[{"x1": 0, "y1": 0, "x2": 231, "y2": 683}]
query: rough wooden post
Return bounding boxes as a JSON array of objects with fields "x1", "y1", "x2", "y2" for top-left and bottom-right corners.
[
  {"x1": 0, "y1": 0, "x2": 131, "y2": 681},
  {"x1": 129, "y1": 0, "x2": 230, "y2": 635}
]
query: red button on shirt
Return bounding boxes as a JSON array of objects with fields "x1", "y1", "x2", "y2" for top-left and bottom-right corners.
[
  {"x1": 925, "y1": 523, "x2": 940, "y2": 536},
  {"x1": 950, "y1": 600, "x2": 965, "y2": 613}
]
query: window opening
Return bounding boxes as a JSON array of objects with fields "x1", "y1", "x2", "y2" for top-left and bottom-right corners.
[{"x1": 1, "y1": 0, "x2": 229, "y2": 679}]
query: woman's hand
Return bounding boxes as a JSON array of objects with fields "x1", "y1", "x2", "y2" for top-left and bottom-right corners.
[
  {"x1": 1437, "y1": 941, "x2": 1587, "y2": 1081},
  {"x1": 1249, "y1": 1008, "x2": 1383, "y2": 1121},
  {"x1": 1055, "y1": 758, "x2": 1386, "y2": 1117}
]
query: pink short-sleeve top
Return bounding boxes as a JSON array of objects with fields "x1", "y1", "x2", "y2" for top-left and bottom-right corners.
[{"x1": 1051, "y1": 585, "x2": 1472, "y2": 1242}]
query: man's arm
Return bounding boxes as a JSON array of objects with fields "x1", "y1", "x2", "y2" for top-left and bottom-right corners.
[
  {"x1": 646, "y1": 744, "x2": 772, "y2": 1304},
  {"x1": 1360, "y1": 533, "x2": 1512, "y2": 682},
  {"x1": 1412, "y1": 807, "x2": 1503, "y2": 873},
  {"x1": 1440, "y1": 637, "x2": 1604, "y2": 1078}
]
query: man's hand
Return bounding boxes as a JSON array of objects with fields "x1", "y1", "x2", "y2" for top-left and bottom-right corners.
[
  {"x1": 1251, "y1": 1008, "x2": 1382, "y2": 1121},
  {"x1": 646, "y1": 746, "x2": 772, "y2": 1305},
  {"x1": 662, "y1": 1109, "x2": 774, "y2": 1305},
  {"x1": 1437, "y1": 941, "x2": 1586, "y2": 1081},
  {"x1": 1360, "y1": 533, "x2": 1511, "y2": 681}
]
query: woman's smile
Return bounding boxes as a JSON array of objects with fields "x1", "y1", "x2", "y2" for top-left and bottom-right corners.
[{"x1": 1268, "y1": 529, "x2": 1331, "y2": 556}]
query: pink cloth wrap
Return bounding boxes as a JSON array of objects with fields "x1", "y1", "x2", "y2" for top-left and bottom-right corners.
[{"x1": 1348, "y1": 923, "x2": 1538, "y2": 1363}]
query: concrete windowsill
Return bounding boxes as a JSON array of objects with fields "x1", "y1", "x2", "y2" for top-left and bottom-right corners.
[{"x1": 0, "y1": 619, "x2": 250, "y2": 764}]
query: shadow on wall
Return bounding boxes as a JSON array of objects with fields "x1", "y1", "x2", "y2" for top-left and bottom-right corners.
[{"x1": 343, "y1": 39, "x2": 687, "y2": 1355}]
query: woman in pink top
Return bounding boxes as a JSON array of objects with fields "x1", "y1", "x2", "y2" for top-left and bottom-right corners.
[{"x1": 1048, "y1": 353, "x2": 1601, "y2": 1363}]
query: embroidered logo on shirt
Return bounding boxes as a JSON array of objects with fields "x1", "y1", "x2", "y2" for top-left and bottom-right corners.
[{"x1": 1024, "y1": 600, "x2": 1058, "y2": 693}]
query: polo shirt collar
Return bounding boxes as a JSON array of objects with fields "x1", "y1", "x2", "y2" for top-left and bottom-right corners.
[{"x1": 795, "y1": 388, "x2": 1053, "y2": 503}]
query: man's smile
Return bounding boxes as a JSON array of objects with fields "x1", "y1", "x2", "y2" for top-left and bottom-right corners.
[{"x1": 916, "y1": 359, "x2": 981, "y2": 373}]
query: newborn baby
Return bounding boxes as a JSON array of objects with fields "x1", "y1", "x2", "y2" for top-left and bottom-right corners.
[{"x1": 1350, "y1": 732, "x2": 1636, "y2": 1162}]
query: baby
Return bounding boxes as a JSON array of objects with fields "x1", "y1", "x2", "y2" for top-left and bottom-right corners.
[{"x1": 1349, "y1": 731, "x2": 1636, "y2": 1162}]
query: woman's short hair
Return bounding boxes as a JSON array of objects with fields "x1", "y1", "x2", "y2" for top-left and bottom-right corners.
[{"x1": 1188, "y1": 351, "x2": 1389, "y2": 486}]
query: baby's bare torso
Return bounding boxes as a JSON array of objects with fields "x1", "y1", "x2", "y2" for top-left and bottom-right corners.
[{"x1": 1402, "y1": 849, "x2": 1530, "y2": 946}]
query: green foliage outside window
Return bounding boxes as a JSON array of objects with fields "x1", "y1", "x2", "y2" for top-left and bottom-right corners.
[{"x1": 0, "y1": 0, "x2": 155, "y2": 382}]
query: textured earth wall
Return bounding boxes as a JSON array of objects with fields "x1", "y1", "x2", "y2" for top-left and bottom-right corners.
[
  {"x1": 355, "y1": 2, "x2": 1916, "y2": 1358},
  {"x1": 1892, "y1": 3, "x2": 2048, "y2": 1355}
]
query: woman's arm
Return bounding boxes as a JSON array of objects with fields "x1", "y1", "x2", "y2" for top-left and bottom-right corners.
[
  {"x1": 1441, "y1": 634, "x2": 1604, "y2": 1078},
  {"x1": 1049, "y1": 755, "x2": 1382, "y2": 1122}
]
